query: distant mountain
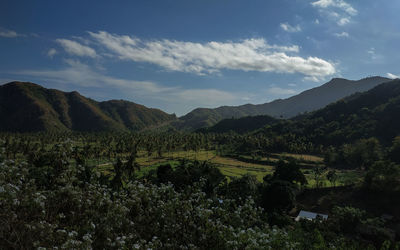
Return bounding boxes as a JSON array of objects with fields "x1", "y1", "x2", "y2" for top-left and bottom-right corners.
[
  {"x1": 0, "y1": 82, "x2": 176, "y2": 132},
  {"x1": 255, "y1": 78, "x2": 400, "y2": 145},
  {"x1": 198, "y1": 115, "x2": 278, "y2": 134},
  {"x1": 174, "y1": 76, "x2": 390, "y2": 131}
]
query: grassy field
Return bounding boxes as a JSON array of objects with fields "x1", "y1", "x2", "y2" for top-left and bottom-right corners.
[{"x1": 94, "y1": 149, "x2": 362, "y2": 187}]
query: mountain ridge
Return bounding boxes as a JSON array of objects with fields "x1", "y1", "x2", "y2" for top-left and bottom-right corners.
[
  {"x1": 205, "y1": 79, "x2": 400, "y2": 145},
  {"x1": 174, "y1": 76, "x2": 391, "y2": 130},
  {"x1": 0, "y1": 81, "x2": 176, "y2": 132}
]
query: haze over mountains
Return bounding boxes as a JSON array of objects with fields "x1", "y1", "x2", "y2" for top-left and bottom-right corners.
[
  {"x1": 0, "y1": 82, "x2": 175, "y2": 132},
  {"x1": 0, "y1": 76, "x2": 394, "y2": 132},
  {"x1": 174, "y1": 76, "x2": 390, "y2": 130}
]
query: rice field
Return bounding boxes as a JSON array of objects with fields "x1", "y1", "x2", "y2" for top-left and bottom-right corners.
[{"x1": 95, "y1": 149, "x2": 362, "y2": 187}]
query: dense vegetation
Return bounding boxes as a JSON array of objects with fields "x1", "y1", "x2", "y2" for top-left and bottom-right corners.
[{"x1": 1, "y1": 132, "x2": 399, "y2": 249}]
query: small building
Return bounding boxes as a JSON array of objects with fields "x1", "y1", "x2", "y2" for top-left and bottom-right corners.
[{"x1": 295, "y1": 210, "x2": 328, "y2": 221}]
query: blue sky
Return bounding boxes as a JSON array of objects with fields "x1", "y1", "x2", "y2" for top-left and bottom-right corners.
[{"x1": 1, "y1": 0, "x2": 400, "y2": 116}]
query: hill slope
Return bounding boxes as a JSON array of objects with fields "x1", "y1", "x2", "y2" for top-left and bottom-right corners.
[
  {"x1": 175, "y1": 76, "x2": 390, "y2": 131},
  {"x1": 198, "y1": 115, "x2": 278, "y2": 134},
  {"x1": 0, "y1": 81, "x2": 176, "y2": 132},
  {"x1": 256, "y1": 79, "x2": 400, "y2": 145}
]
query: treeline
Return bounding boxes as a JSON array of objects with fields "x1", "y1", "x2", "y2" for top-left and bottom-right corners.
[{"x1": 0, "y1": 131, "x2": 322, "y2": 162}]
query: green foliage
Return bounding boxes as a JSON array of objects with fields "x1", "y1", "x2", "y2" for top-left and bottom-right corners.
[
  {"x1": 326, "y1": 170, "x2": 338, "y2": 187},
  {"x1": 271, "y1": 159, "x2": 307, "y2": 185},
  {"x1": 364, "y1": 161, "x2": 400, "y2": 192},
  {"x1": 324, "y1": 138, "x2": 382, "y2": 169},
  {"x1": 153, "y1": 160, "x2": 226, "y2": 195},
  {"x1": 260, "y1": 180, "x2": 296, "y2": 212},
  {"x1": 388, "y1": 136, "x2": 400, "y2": 164},
  {"x1": 222, "y1": 174, "x2": 260, "y2": 201}
]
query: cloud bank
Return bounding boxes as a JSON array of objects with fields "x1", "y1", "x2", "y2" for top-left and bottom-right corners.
[{"x1": 87, "y1": 31, "x2": 335, "y2": 78}]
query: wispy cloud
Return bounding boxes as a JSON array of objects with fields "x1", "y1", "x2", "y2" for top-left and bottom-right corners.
[
  {"x1": 334, "y1": 31, "x2": 349, "y2": 37},
  {"x1": 11, "y1": 60, "x2": 243, "y2": 115},
  {"x1": 15, "y1": 59, "x2": 163, "y2": 93},
  {"x1": 311, "y1": 0, "x2": 357, "y2": 15},
  {"x1": 47, "y1": 48, "x2": 57, "y2": 58},
  {"x1": 0, "y1": 27, "x2": 24, "y2": 38},
  {"x1": 367, "y1": 47, "x2": 379, "y2": 60},
  {"x1": 337, "y1": 17, "x2": 350, "y2": 26},
  {"x1": 56, "y1": 39, "x2": 98, "y2": 58},
  {"x1": 88, "y1": 31, "x2": 335, "y2": 78},
  {"x1": 311, "y1": 0, "x2": 357, "y2": 26},
  {"x1": 280, "y1": 23, "x2": 302, "y2": 32},
  {"x1": 387, "y1": 73, "x2": 400, "y2": 79}
]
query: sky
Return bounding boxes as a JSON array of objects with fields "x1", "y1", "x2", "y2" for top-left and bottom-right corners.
[{"x1": 1, "y1": 0, "x2": 400, "y2": 116}]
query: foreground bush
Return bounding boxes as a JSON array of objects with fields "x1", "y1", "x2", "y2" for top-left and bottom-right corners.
[{"x1": 0, "y1": 156, "x2": 297, "y2": 249}]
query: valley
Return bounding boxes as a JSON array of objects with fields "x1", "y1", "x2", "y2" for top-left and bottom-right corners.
[{"x1": 1, "y1": 77, "x2": 400, "y2": 248}]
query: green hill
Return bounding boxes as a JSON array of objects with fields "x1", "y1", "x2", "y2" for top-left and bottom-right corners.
[
  {"x1": 175, "y1": 76, "x2": 390, "y2": 131},
  {"x1": 0, "y1": 81, "x2": 176, "y2": 132},
  {"x1": 198, "y1": 115, "x2": 278, "y2": 134},
  {"x1": 257, "y1": 79, "x2": 400, "y2": 145}
]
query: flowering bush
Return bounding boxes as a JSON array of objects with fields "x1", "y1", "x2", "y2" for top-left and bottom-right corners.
[
  {"x1": 0, "y1": 149, "x2": 297, "y2": 249},
  {"x1": 1, "y1": 143, "x2": 396, "y2": 249}
]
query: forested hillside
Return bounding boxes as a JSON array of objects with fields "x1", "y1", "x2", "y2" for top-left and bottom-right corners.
[
  {"x1": 175, "y1": 76, "x2": 390, "y2": 130},
  {"x1": 257, "y1": 78, "x2": 400, "y2": 146},
  {"x1": 0, "y1": 82, "x2": 176, "y2": 132}
]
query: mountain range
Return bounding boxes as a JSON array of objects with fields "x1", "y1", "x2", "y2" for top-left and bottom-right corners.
[
  {"x1": 173, "y1": 76, "x2": 390, "y2": 130},
  {"x1": 0, "y1": 76, "x2": 394, "y2": 132},
  {"x1": 206, "y1": 78, "x2": 400, "y2": 145},
  {"x1": 0, "y1": 81, "x2": 176, "y2": 132}
]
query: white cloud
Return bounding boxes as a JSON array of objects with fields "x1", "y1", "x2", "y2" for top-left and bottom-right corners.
[
  {"x1": 280, "y1": 23, "x2": 302, "y2": 32},
  {"x1": 47, "y1": 48, "x2": 57, "y2": 58},
  {"x1": 315, "y1": 19, "x2": 320, "y2": 24},
  {"x1": 88, "y1": 31, "x2": 335, "y2": 78},
  {"x1": 0, "y1": 28, "x2": 23, "y2": 38},
  {"x1": 334, "y1": 31, "x2": 349, "y2": 37},
  {"x1": 311, "y1": 0, "x2": 357, "y2": 15},
  {"x1": 56, "y1": 39, "x2": 98, "y2": 58},
  {"x1": 311, "y1": 0, "x2": 357, "y2": 26},
  {"x1": 367, "y1": 47, "x2": 375, "y2": 55},
  {"x1": 337, "y1": 17, "x2": 350, "y2": 26},
  {"x1": 387, "y1": 73, "x2": 400, "y2": 79}
]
